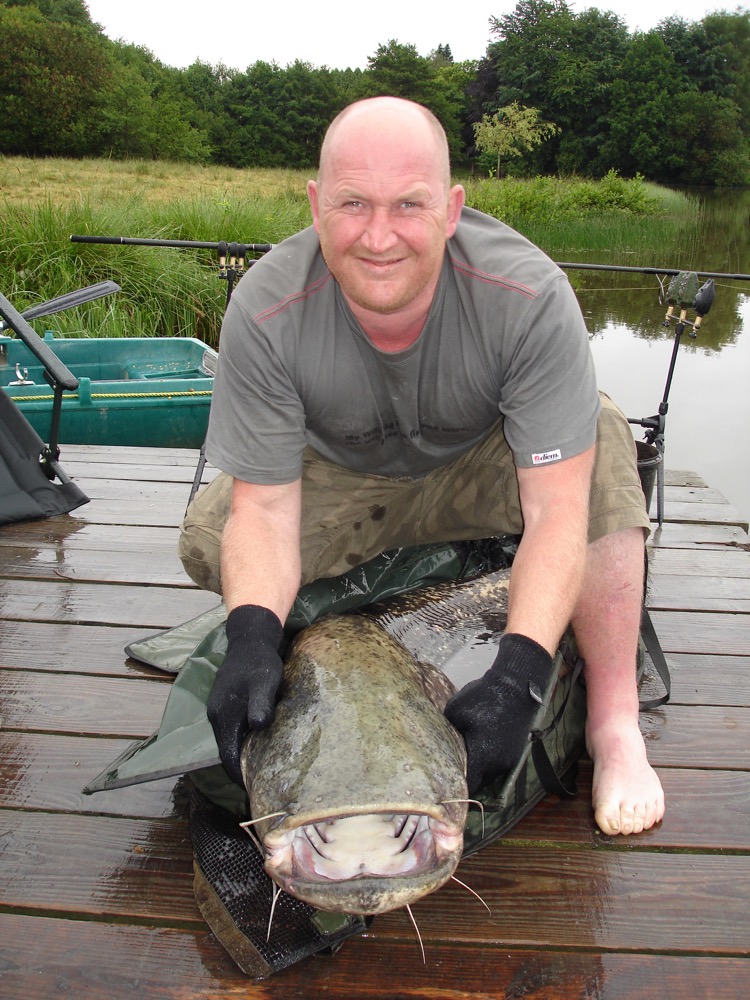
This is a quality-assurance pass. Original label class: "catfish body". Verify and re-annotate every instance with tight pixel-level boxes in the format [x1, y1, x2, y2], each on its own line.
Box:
[241, 568, 512, 915]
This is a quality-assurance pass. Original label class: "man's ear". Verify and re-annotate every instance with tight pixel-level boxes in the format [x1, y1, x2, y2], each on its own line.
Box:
[446, 184, 465, 238]
[307, 180, 320, 231]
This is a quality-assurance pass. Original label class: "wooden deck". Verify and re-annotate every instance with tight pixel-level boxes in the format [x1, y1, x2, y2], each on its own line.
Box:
[1, 444, 749, 999]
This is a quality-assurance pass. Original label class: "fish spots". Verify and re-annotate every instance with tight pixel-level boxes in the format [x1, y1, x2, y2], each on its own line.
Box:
[346, 552, 363, 566]
[370, 505, 387, 522]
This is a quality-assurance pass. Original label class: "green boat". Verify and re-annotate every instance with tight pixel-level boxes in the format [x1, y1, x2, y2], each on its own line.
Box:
[0, 331, 216, 449]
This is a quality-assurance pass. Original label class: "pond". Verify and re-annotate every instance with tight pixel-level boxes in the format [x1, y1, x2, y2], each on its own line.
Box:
[568, 189, 750, 523]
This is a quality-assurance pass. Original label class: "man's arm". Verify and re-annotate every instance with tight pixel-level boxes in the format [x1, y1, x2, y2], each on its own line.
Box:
[207, 476, 302, 783]
[221, 477, 303, 620]
[445, 444, 595, 794]
[507, 444, 595, 653]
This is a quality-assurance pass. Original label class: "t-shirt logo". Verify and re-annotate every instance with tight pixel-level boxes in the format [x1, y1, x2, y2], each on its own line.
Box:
[532, 448, 562, 465]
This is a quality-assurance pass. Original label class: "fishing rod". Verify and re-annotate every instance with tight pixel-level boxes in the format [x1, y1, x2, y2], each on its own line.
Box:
[70, 235, 275, 309]
[70, 234, 275, 253]
[557, 262, 750, 280]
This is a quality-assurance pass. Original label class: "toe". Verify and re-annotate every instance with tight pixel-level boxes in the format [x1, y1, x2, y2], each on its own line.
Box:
[594, 801, 621, 836]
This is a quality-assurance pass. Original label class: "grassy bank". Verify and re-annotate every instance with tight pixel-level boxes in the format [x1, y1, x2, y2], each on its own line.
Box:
[1, 156, 700, 345]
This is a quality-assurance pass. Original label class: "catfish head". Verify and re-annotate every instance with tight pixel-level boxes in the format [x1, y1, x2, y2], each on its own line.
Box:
[240, 615, 469, 915]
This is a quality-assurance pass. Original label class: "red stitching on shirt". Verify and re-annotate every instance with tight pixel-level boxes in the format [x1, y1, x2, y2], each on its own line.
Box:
[449, 257, 539, 299]
[253, 273, 334, 324]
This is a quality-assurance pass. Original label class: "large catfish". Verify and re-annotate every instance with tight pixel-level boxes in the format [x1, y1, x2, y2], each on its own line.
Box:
[240, 566, 512, 916]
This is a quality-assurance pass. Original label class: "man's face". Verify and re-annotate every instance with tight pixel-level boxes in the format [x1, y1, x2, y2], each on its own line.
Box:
[308, 118, 464, 320]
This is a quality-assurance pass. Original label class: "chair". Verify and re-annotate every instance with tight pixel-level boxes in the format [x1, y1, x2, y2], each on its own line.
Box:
[0, 290, 90, 525]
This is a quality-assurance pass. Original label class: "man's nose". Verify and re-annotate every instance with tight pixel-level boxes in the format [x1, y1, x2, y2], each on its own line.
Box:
[361, 207, 398, 254]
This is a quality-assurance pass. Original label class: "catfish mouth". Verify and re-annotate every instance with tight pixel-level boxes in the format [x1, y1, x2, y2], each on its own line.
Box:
[260, 810, 464, 915]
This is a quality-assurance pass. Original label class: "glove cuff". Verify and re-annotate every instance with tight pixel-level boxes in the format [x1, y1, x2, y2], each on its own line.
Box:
[226, 604, 284, 649]
[494, 632, 554, 689]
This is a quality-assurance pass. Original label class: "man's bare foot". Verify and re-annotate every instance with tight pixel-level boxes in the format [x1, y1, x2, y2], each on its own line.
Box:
[587, 717, 665, 835]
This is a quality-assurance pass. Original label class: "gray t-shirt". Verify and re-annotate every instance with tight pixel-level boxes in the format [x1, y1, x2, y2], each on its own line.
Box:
[206, 207, 599, 484]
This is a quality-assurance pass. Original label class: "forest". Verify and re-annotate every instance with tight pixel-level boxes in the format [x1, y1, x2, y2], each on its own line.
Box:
[1, 0, 749, 185]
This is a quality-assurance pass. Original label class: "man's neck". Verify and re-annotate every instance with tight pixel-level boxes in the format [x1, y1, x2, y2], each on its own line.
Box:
[345, 286, 436, 354]
[355, 312, 426, 352]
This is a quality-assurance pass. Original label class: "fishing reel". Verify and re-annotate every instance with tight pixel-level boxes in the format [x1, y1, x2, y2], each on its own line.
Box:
[217, 240, 249, 283]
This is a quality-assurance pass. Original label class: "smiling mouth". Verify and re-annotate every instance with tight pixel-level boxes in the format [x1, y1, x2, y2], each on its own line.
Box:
[358, 257, 404, 271]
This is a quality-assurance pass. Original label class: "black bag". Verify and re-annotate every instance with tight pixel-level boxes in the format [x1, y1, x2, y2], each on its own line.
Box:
[0, 389, 88, 525]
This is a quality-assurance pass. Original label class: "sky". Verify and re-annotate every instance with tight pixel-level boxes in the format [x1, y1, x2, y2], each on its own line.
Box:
[84, 0, 737, 72]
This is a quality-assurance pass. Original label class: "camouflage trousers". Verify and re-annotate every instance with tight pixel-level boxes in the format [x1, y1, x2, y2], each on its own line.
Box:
[179, 392, 650, 596]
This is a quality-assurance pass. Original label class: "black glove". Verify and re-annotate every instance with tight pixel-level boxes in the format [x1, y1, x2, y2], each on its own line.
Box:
[444, 632, 553, 796]
[207, 604, 285, 785]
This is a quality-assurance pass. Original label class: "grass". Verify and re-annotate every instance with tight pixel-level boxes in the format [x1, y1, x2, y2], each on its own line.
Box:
[1, 156, 701, 345]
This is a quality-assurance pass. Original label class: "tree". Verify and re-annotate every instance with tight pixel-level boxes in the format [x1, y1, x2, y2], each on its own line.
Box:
[220, 60, 342, 168]
[672, 89, 749, 185]
[3, 0, 95, 29]
[601, 32, 683, 181]
[430, 43, 454, 66]
[550, 8, 629, 175]
[94, 42, 210, 161]
[0, 4, 112, 155]
[697, 10, 750, 125]
[473, 102, 558, 177]
[489, 0, 574, 110]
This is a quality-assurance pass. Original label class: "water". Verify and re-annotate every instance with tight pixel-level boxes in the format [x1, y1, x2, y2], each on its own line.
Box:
[571, 189, 750, 522]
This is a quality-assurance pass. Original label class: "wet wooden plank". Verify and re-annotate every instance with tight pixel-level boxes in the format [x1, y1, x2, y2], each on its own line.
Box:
[648, 520, 750, 550]
[0, 669, 170, 737]
[67, 499, 189, 527]
[652, 499, 748, 529]
[64, 460, 218, 484]
[0, 621, 167, 676]
[639, 705, 750, 768]
[656, 485, 731, 506]
[0, 732, 189, 819]
[648, 547, 750, 577]
[0, 578, 218, 627]
[648, 610, 750, 655]
[0, 543, 194, 586]
[663, 470, 708, 487]
[647, 575, 750, 612]
[71, 477, 199, 504]
[62, 444, 204, 467]
[639, 652, 750, 707]
[512, 762, 750, 851]
[2, 914, 747, 1000]
[0, 809, 200, 923]
[0, 520, 180, 551]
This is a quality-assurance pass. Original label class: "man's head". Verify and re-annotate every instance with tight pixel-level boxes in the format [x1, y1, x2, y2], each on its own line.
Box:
[308, 98, 465, 327]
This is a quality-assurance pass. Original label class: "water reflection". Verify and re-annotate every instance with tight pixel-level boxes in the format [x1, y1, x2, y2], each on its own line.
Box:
[567, 189, 750, 521]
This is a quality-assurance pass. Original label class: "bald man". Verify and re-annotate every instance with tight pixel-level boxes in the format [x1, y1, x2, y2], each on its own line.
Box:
[180, 97, 664, 837]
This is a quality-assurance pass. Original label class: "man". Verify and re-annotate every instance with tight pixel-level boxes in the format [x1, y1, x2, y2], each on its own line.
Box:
[180, 96, 665, 837]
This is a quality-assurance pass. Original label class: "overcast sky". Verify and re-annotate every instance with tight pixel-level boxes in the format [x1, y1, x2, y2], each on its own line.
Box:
[85, 0, 737, 72]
